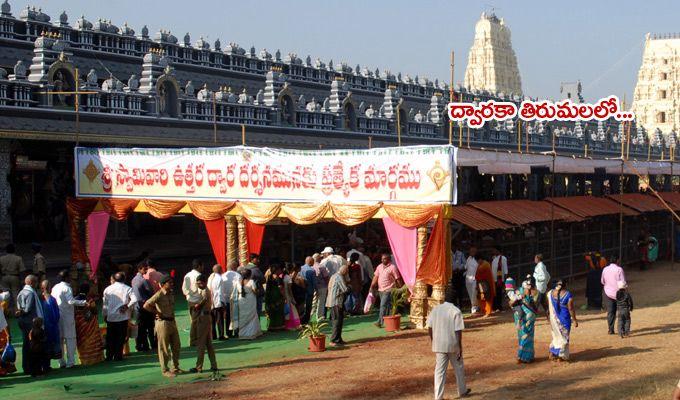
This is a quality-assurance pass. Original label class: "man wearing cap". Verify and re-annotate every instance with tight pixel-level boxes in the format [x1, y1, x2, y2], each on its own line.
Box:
[190, 274, 218, 373]
[32, 243, 47, 284]
[320, 247, 341, 277]
[144, 275, 182, 377]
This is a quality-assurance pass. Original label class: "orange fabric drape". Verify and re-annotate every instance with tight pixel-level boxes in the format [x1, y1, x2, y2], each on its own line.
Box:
[66, 198, 98, 264]
[383, 204, 441, 229]
[101, 199, 140, 220]
[204, 219, 227, 269]
[280, 202, 330, 225]
[187, 201, 235, 221]
[415, 210, 448, 286]
[330, 203, 382, 226]
[237, 202, 281, 224]
[142, 199, 186, 219]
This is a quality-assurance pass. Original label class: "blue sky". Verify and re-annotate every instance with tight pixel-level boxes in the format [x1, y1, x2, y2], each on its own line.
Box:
[11, 0, 679, 102]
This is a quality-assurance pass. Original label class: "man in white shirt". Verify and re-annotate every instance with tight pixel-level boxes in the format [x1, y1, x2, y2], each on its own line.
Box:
[427, 286, 471, 400]
[102, 272, 138, 361]
[464, 246, 479, 314]
[491, 248, 508, 312]
[207, 264, 227, 340]
[182, 259, 204, 346]
[222, 261, 241, 337]
[532, 254, 550, 316]
[51, 269, 87, 368]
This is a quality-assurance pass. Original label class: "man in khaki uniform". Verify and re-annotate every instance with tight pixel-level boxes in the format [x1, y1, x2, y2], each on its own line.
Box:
[144, 275, 182, 377]
[1, 243, 25, 312]
[190, 274, 217, 373]
[32, 243, 47, 283]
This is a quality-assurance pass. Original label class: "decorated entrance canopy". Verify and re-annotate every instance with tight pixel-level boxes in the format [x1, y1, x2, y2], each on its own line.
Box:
[76, 145, 457, 204]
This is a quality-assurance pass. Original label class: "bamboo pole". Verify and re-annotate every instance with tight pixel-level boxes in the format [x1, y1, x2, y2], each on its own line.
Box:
[517, 120, 521, 153]
[397, 107, 402, 147]
[449, 50, 454, 146]
[212, 91, 217, 144]
[241, 124, 246, 145]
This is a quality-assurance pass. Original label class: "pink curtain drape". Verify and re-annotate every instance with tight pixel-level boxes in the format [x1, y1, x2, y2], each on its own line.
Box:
[87, 211, 110, 279]
[382, 216, 417, 288]
[204, 219, 226, 270]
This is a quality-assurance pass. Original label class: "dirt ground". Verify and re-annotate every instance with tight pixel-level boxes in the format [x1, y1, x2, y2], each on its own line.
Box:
[136, 263, 680, 400]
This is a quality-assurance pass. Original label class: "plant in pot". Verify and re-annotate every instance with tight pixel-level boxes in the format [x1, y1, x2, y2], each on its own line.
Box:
[383, 286, 410, 332]
[299, 320, 328, 352]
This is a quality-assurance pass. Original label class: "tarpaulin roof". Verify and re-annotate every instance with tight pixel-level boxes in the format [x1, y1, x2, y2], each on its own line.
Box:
[468, 199, 584, 225]
[451, 205, 513, 231]
[545, 196, 639, 217]
[606, 193, 668, 213]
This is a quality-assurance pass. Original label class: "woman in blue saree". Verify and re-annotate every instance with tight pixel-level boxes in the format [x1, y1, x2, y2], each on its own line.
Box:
[515, 275, 539, 363]
[40, 280, 62, 364]
[548, 279, 578, 361]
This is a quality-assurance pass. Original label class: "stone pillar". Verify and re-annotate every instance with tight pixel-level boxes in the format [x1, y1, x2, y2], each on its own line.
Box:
[410, 225, 429, 329]
[236, 216, 249, 267]
[0, 139, 11, 244]
[226, 216, 238, 267]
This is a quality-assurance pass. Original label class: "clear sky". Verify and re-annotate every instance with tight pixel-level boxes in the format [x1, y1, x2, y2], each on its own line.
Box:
[10, 0, 679, 102]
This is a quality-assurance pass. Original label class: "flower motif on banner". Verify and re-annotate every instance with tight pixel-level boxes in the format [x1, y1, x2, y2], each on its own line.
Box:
[427, 161, 449, 191]
[83, 160, 100, 184]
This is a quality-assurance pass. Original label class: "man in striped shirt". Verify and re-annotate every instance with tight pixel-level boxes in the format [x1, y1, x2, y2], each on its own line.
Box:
[326, 264, 349, 347]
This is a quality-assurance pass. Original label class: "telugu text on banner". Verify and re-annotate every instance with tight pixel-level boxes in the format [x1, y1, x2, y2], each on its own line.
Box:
[75, 145, 457, 204]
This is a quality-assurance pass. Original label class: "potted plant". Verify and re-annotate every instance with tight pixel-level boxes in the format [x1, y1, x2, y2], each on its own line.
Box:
[383, 286, 409, 332]
[299, 320, 328, 352]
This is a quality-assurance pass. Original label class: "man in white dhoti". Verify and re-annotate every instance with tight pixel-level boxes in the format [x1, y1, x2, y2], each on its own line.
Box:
[51, 269, 87, 368]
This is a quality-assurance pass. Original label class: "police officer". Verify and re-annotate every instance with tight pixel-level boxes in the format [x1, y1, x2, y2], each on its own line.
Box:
[144, 275, 182, 377]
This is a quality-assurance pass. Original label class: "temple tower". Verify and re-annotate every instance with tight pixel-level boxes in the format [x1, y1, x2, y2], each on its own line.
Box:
[463, 12, 522, 96]
[632, 33, 680, 136]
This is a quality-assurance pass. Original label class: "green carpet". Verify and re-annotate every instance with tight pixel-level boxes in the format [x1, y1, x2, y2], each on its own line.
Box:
[0, 297, 408, 399]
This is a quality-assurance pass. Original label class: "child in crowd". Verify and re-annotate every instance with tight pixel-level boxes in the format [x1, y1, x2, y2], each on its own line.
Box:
[504, 278, 524, 321]
[616, 281, 633, 338]
[28, 317, 47, 376]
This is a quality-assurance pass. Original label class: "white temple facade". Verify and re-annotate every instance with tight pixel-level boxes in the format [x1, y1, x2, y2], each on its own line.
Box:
[632, 33, 680, 137]
[463, 12, 522, 96]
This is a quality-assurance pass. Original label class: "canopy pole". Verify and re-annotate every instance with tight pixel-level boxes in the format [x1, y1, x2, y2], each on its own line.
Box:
[449, 50, 454, 146]
[397, 106, 402, 147]
[550, 151, 556, 275]
[619, 158, 624, 262]
[213, 92, 217, 144]
[672, 158, 675, 270]
[368, 135, 372, 149]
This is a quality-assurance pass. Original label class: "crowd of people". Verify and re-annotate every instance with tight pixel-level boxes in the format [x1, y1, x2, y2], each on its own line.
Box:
[0, 237, 406, 378]
[0, 237, 647, 400]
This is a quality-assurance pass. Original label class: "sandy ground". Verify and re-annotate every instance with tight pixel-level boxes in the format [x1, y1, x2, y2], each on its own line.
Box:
[135, 263, 680, 400]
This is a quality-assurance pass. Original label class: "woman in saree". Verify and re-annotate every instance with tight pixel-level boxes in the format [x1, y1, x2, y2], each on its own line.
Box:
[345, 253, 364, 315]
[264, 264, 285, 331]
[282, 264, 302, 330]
[40, 280, 62, 365]
[231, 269, 262, 340]
[74, 283, 104, 365]
[516, 275, 539, 363]
[0, 290, 16, 376]
[548, 279, 578, 361]
[475, 255, 496, 318]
